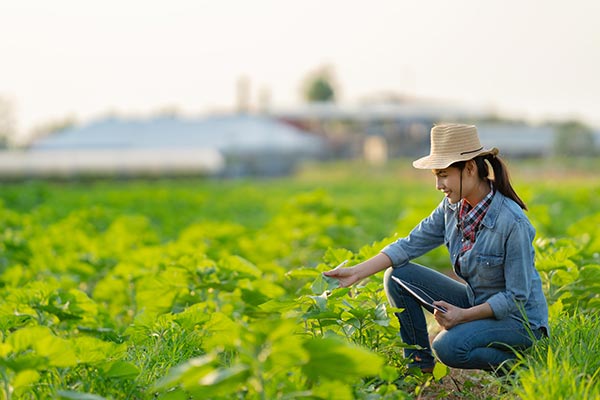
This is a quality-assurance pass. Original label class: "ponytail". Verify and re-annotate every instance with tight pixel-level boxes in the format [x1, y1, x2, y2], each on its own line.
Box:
[475, 155, 527, 210]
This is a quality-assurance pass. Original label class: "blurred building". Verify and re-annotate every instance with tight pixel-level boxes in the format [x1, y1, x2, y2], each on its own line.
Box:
[0, 114, 325, 179]
[273, 101, 486, 161]
[273, 103, 587, 161]
[476, 123, 555, 158]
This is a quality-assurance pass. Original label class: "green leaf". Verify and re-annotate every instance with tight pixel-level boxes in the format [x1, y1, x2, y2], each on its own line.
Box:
[202, 312, 241, 350]
[152, 354, 249, 398]
[311, 274, 340, 295]
[37, 334, 78, 368]
[0, 342, 11, 357]
[311, 380, 353, 400]
[379, 365, 399, 383]
[72, 336, 126, 364]
[153, 354, 217, 390]
[186, 365, 250, 398]
[155, 389, 189, 400]
[323, 248, 353, 266]
[103, 361, 140, 379]
[13, 369, 40, 390]
[240, 288, 271, 306]
[57, 390, 107, 400]
[219, 255, 261, 279]
[286, 267, 321, 280]
[302, 336, 384, 381]
[432, 363, 448, 380]
[259, 299, 298, 313]
[6, 326, 77, 369]
[7, 326, 51, 353]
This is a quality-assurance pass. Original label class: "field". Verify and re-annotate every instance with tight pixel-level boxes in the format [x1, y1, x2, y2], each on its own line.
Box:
[0, 159, 599, 399]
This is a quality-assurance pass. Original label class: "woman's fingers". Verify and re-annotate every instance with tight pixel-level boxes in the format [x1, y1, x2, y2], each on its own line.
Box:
[323, 260, 349, 277]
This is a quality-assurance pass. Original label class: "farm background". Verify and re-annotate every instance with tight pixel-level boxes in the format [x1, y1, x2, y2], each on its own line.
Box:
[0, 159, 599, 399]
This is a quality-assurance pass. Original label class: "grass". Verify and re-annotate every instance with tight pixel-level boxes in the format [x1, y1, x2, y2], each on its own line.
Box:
[509, 311, 600, 400]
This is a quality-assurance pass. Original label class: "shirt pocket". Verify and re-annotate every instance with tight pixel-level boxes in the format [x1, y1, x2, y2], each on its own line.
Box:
[475, 254, 505, 284]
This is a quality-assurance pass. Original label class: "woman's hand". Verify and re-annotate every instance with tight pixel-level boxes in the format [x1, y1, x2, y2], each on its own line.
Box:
[432, 301, 465, 330]
[322, 265, 363, 288]
[322, 253, 393, 289]
[433, 301, 494, 330]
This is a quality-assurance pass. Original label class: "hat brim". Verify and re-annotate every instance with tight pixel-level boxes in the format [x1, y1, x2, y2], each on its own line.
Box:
[412, 147, 499, 170]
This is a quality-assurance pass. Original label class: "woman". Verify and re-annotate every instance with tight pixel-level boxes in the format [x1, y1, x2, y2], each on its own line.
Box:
[324, 123, 548, 373]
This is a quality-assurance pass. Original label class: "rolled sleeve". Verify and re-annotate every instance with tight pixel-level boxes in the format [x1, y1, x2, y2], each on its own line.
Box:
[486, 218, 534, 320]
[381, 200, 446, 268]
[486, 292, 511, 320]
[381, 241, 410, 267]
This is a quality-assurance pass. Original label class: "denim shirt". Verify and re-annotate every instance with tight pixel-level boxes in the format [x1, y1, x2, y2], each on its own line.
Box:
[381, 191, 549, 333]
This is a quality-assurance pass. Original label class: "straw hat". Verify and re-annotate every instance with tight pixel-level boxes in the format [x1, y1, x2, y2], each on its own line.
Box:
[412, 123, 499, 169]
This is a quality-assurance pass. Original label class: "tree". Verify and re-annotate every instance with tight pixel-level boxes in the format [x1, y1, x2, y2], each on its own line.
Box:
[29, 115, 77, 143]
[0, 96, 16, 148]
[301, 66, 337, 103]
[554, 120, 596, 157]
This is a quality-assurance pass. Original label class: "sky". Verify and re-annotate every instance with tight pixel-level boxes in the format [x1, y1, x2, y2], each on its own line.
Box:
[1, 0, 599, 142]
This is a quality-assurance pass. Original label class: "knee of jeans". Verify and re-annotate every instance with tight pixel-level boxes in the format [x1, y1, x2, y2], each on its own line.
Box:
[383, 266, 393, 283]
[432, 331, 468, 368]
[383, 268, 396, 305]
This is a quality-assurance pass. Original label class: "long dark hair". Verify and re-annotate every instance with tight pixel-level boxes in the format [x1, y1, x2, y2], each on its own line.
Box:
[452, 154, 527, 211]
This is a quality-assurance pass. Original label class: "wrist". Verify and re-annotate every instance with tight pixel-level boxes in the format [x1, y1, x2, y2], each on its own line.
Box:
[349, 266, 363, 280]
[459, 308, 472, 324]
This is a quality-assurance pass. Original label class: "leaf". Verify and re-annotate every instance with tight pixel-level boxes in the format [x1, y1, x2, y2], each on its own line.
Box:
[13, 369, 41, 390]
[155, 389, 188, 400]
[153, 354, 249, 398]
[186, 365, 250, 398]
[323, 248, 353, 266]
[548, 297, 564, 321]
[259, 299, 298, 313]
[580, 264, 600, 289]
[551, 269, 579, 287]
[57, 390, 107, 400]
[36, 333, 78, 368]
[311, 380, 354, 400]
[72, 336, 126, 364]
[103, 361, 140, 379]
[202, 312, 241, 350]
[6, 326, 77, 369]
[286, 267, 321, 280]
[302, 336, 384, 381]
[0, 343, 12, 357]
[433, 363, 448, 380]
[311, 274, 340, 295]
[379, 365, 399, 383]
[152, 354, 217, 391]
[7, 326, 52, 353]
[218, 255, 261, 279]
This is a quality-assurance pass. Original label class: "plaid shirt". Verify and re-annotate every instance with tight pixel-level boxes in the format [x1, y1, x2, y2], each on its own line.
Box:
[458, 184, 495, 258]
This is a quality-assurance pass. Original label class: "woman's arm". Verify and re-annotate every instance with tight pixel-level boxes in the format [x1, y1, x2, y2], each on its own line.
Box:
[323, 253, 392, 288]
[381, 200, 446, 267]
[324, 200, 448, 287]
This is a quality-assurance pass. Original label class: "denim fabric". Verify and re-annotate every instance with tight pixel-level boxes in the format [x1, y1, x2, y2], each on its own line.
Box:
[380, 191, 549, 369]
[383, 264, 544, 370]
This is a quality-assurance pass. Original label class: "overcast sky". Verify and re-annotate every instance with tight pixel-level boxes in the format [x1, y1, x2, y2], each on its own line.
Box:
[2, 0, 599, 140]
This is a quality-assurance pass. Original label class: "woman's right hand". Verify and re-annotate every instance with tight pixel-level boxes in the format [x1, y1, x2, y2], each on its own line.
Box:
[323, 264, 362, 288]
[323, 253, 392, 289]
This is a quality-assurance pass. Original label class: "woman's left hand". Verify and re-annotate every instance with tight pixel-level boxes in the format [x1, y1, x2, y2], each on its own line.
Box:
[432, 301, 465, 330]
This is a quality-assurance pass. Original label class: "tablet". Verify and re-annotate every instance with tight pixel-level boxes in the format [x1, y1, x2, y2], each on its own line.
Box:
[390, 276, 447, 313]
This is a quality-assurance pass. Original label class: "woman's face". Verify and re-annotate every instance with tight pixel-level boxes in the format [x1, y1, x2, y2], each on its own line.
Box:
[433, 167, 463, 204]
[433, 161, 483, 205]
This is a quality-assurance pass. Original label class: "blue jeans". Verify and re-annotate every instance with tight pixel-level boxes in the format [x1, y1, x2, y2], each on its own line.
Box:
[383, 263, 541, 371]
